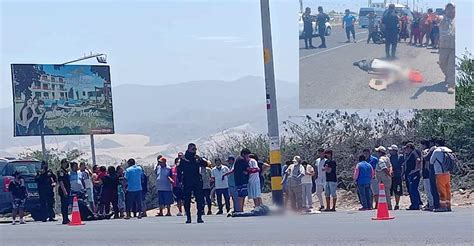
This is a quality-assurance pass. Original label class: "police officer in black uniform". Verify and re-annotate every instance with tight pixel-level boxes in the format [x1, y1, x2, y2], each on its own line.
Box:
[35, 161, 57, 222]
[316, 6, 330, 48]
[302, 7, 315, 49]
[382, 4, 400, 59]
[57, 159, 71, 224]
[177, 143, 208, 224]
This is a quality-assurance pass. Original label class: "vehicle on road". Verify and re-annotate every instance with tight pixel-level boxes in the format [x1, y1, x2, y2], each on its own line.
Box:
[435, 8, 445, 16]
[395, 6, 413, 20]
[298, 13, 332, 39]
[0, 157, 42, 221]
[358, 7, 385, 28]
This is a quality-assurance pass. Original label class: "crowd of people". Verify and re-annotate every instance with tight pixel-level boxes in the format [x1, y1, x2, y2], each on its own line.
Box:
[365, 3, 455, 94]
[301, 3, 456, 94]
[278, 138, 455, 213]
[8, 137, 455, 225]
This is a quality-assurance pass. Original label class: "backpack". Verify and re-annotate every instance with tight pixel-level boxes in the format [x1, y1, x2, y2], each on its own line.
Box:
[287, 164, 303, 187]
[440, 151, 457, 173]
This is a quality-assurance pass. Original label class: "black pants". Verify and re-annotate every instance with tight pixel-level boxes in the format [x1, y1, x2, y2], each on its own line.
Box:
[405, 175, 410, 195]
[215, 188, 231, 212]
[345, 26, 355, 41]
[318, 27, 326, 46]
[367, 30, 377, 43]
[429, 165, 441, 209]
[385, 31, 398, 58]
[303, 30, 313, 48]
[126, 191, 142, 214]
[184, 184, 204, 217]
[39, 192, 55, 220]
[60, 194, 69, 222]
[202, 188, 212, 211]
[102, 193, 119, 216]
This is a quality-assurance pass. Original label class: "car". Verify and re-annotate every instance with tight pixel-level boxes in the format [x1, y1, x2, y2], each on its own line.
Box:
[298, 13, 332, 39]
[435, 8, 445, 16]
[358, 7, 385, 28]
[0, 158, 42, 221]
[395, 7, 413, 20]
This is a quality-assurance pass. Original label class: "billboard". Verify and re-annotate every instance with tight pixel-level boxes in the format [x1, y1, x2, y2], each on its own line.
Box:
[11, 64, 114, 136]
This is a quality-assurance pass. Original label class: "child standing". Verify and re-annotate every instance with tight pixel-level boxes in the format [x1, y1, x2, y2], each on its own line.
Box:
[9, 171, 28, 225]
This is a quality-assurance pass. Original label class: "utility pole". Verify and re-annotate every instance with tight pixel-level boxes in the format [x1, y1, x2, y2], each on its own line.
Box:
[41, 135, 47, 161]
[259, 0, 283, 206]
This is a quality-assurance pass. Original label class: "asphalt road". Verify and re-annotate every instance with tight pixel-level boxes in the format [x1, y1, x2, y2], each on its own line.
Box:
[299, 26, 455, 109]
[1, 208, 473, 245]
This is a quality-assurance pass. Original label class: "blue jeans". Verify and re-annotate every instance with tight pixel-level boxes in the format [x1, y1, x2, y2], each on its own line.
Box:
[126, 191, 142, 214]
[429, 165, 440, 209]
[345, 25, 356, 40]
[215, 188, 230, 212]
[357, 184, 372, 209]
[228, 186, 239, 212]
[408, 173, 422, 209]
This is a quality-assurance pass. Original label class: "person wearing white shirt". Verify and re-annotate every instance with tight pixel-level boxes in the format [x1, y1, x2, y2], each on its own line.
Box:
[314, 149, 327, 211]
[211, 158, 231, 214]
[283, 156, 305, 212]
[301, 161, 315, 210]
[247, 155, 262, 207]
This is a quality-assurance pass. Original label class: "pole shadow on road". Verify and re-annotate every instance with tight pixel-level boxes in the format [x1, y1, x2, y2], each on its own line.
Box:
[411, 81, 449, 99]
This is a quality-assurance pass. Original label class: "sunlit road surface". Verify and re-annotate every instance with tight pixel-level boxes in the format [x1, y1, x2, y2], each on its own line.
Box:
[1, 207, 473, 245]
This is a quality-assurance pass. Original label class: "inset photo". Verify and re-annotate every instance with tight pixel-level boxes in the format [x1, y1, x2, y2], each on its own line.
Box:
[299, 2, 455, 109]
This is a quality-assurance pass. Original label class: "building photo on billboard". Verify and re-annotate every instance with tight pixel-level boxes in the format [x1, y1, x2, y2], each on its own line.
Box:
[11, 64, 114, 137]
[298, 0, 456, 109]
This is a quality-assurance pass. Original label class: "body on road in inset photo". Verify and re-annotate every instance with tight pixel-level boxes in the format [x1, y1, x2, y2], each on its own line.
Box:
[299, 4, 456, 109]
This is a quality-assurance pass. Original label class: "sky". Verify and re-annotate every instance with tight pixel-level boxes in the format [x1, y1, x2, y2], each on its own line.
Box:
[1, 0, 473, 109]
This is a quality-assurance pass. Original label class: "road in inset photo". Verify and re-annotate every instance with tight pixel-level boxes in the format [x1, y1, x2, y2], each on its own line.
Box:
[299, 10, 455, 109]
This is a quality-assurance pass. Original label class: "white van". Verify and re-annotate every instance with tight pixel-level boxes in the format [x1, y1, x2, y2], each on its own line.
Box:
[358, 7, 385, 28]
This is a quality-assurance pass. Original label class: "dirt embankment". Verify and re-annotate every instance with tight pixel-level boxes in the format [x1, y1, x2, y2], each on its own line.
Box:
[145, 189, 474, 216]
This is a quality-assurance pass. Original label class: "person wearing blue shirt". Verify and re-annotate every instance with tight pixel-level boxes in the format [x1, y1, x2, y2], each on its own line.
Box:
[124, 158, 143, 219]
[354, 155, 374, 210]
[342, 9, 357, 43]
[363, 148, 379, 209]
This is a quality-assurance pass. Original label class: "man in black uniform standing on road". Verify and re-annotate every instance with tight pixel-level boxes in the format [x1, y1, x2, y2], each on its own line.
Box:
[316, 6, 330, 48]
[178, 143, 208, 224]
[57, 159, 71, 224]
[382, 4, 400, 60]
[302, 7, 315, 49]
[35, 161, 57, 222]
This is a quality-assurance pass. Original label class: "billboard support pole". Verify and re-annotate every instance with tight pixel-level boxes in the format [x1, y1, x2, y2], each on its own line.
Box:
[90, 134, 96, 166]
[60, 52, 106, 166]
[41, 134, 47, 161]
[260, 0, 283, 206]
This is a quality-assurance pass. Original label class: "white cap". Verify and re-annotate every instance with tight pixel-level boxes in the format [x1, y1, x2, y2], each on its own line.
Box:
[388, 144, 399, 151]
[375, 146, 387, 153]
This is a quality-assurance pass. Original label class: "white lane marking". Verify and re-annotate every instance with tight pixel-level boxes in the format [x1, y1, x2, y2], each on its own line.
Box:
[299, 37, 367, 60]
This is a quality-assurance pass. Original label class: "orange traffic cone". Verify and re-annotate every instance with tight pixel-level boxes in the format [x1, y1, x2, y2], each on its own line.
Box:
[372, 183, 394, 220]
[69, 196, 85, 226]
